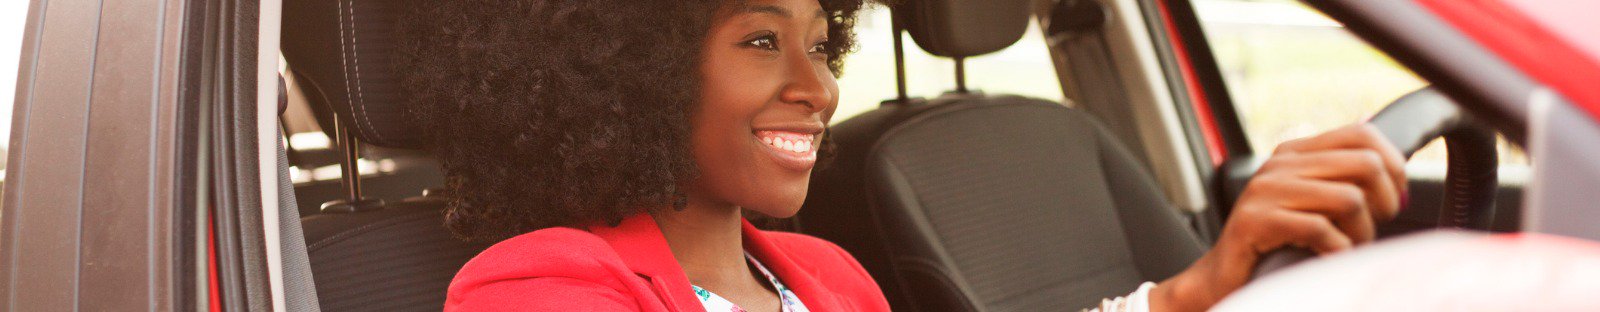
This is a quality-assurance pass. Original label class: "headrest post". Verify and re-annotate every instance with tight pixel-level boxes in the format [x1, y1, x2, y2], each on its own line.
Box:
[892, 11, 909, 103]
[953, 57, 968, 93]
[337, 118, 363, 202]
[320, 116, 385, 213]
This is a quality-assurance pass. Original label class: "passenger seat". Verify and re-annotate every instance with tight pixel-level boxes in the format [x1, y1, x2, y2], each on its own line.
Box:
[797, 0, 1207, 311]
[280, 0, 490, 311]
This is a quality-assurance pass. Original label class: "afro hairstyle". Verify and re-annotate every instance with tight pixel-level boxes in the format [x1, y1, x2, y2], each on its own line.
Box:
[398, 0, 864, 241]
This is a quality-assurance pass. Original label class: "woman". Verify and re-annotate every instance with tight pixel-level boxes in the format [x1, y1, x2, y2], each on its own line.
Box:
[399, 0, 1408, 311]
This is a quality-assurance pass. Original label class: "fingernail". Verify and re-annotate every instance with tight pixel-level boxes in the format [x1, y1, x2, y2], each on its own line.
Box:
[1399, 192, 1410, 211]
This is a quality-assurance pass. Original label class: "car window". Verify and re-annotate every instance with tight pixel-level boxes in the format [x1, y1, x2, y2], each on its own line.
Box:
[833, 5, 1064, 123]
[1193, 0, 1528, 166]
[1, 1, 32, 200]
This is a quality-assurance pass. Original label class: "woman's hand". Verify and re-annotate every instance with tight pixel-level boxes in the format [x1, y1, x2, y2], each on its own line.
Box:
[1150, 124, 1409, 312]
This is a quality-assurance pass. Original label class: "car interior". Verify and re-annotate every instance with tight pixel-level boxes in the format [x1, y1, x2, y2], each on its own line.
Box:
[795, 0, 1206, 310]
[273, 0, 1527, 311]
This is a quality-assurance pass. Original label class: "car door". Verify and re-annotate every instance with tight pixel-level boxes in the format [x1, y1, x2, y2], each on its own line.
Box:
[0, 0, 296, 310]
[1145, 0, 1530, 237]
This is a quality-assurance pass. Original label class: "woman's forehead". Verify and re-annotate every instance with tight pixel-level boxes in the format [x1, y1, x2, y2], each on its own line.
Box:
[726, 0, 826, 21]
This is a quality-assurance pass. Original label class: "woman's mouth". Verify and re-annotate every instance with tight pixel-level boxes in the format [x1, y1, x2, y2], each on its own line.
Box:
[754, 130, 818, 172]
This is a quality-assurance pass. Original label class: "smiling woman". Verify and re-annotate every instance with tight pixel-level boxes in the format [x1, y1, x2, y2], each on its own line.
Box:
[397, 0, 885, 311]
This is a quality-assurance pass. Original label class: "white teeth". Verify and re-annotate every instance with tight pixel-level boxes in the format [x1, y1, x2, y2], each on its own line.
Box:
[758, 132, 815, 153]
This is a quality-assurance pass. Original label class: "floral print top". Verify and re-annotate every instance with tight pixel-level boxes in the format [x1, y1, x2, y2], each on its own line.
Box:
[689, 252, 809, 312]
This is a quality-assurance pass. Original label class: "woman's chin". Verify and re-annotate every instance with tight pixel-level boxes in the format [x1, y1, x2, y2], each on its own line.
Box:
[745, 197, 806, 219]
[748, 176, 811, 218]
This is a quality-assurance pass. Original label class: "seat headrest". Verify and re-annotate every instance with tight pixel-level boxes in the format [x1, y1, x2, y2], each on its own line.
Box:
[896, 0, 1032, 58]
[281, 0, 422, 149]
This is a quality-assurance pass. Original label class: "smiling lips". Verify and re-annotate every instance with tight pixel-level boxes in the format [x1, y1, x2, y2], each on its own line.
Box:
[754, 130, 818, 171]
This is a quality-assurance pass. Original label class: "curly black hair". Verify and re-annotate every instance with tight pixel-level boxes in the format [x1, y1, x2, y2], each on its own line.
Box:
[398, 0, 864, 242]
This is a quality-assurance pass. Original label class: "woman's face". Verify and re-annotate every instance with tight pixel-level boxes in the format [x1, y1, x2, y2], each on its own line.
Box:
[689, 0, 838, 218]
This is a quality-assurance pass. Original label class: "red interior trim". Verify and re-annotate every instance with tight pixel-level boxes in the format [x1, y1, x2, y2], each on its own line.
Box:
[208, 216, 222, 312]
[1154, 0, 1228, 167]
[1417, 0, 1600, 121]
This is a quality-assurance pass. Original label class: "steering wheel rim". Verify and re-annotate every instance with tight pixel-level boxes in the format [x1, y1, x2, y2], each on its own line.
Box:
[1250, 87, 1501, 278]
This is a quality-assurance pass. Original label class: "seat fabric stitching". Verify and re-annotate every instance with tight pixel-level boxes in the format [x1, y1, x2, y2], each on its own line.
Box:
[344, 0, 385, 144]
[335, 0, 355, 129]
[307, 211, 440, 252]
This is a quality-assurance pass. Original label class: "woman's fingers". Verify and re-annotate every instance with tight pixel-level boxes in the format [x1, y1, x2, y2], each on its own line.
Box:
[1261, 209, 1354, 255]
[1272, 124, 1408, 197]
[1229, 200, 1355, 256]
[1245, 174, 1377, 245]
[1257, 149, 1403, 222]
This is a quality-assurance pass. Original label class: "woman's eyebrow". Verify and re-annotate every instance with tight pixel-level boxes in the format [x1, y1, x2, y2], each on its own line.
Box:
[741, 4, 827, 20]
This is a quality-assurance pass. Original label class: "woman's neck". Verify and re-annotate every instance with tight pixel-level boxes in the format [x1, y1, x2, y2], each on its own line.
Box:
[652, 196, 753, 288]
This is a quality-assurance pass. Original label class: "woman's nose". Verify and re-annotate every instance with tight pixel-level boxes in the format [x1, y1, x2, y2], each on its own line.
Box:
[778, 55, 834, 113]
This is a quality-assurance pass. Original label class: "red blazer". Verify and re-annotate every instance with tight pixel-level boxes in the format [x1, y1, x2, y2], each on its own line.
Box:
[444, 213, 892, 311]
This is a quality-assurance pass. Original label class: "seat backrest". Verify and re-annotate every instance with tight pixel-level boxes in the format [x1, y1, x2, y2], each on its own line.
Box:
[299, 198, 490, 312]
[797, 1, 1205, 311]
[280, 0, 488, 311]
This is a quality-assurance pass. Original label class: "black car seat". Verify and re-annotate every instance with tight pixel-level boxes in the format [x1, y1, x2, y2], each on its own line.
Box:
[796, 0, 1207, 311]
[280, 0, 491, 311]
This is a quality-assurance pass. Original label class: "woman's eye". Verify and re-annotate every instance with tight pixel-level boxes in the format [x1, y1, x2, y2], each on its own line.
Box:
[808, 41, 827, 54]
[807, 41, 829, 60]
[744, 36, 778, 50]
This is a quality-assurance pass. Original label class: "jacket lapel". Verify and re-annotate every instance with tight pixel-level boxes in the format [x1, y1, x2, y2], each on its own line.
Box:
[741, 219, 846, 310]
[589, 214, 705, 312]
[589, 214, 846, 311]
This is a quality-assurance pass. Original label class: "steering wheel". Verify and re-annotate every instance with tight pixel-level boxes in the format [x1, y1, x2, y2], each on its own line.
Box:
[1251, 87, 1501, 278]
